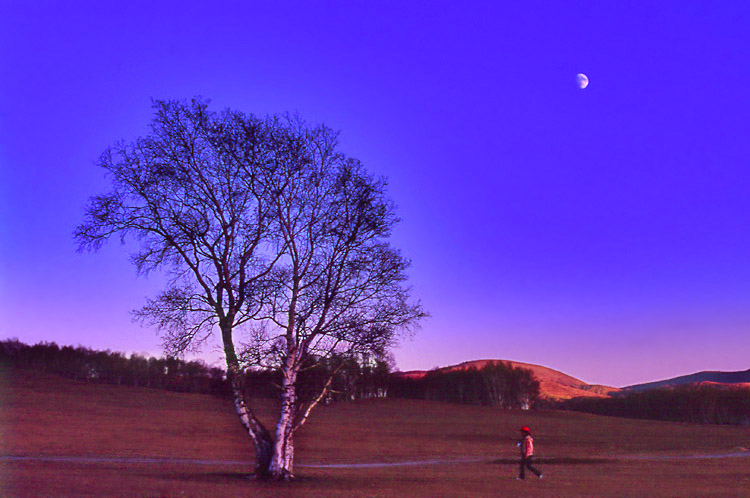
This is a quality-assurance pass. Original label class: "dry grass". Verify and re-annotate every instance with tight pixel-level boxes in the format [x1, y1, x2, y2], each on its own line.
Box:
[2, 366, 750, 497]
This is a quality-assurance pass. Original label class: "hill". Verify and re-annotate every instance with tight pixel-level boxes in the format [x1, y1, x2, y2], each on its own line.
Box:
[624, 369, 750, 392]
[397, 359, 620, 401]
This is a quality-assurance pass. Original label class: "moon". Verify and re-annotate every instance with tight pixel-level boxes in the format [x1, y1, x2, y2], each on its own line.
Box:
[576, 73, 589, 89]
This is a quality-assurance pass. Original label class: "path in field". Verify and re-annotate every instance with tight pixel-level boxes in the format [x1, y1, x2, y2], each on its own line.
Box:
[1, 451, 749, 468]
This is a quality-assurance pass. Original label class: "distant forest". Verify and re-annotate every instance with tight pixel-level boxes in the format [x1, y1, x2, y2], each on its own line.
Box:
[388, 363, 540, 409]
[0, 339, 541, 409]
[6, 339, 749, 424]
[0, 339, 230, 395]
[5, 339, 750, 424]
[562, 386, 750, 426]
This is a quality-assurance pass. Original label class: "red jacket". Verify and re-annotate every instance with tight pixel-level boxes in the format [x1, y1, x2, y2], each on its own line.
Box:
[520, 434, 534, 458]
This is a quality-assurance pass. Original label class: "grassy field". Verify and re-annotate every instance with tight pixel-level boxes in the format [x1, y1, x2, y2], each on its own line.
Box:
[2, 366, 749, 497]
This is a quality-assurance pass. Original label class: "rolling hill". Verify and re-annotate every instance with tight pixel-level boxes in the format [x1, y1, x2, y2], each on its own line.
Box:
[399, 361, 750, 400]
[397, 359, 620, 401]
[624, 369, 750, 392]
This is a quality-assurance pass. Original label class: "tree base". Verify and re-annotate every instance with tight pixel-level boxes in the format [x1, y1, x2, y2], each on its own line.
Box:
[248, 470, 295, 482]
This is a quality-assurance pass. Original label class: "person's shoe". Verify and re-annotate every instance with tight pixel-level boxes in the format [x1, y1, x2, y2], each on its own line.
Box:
[515, 477, 524, 480]
[538, 474, 543, 479]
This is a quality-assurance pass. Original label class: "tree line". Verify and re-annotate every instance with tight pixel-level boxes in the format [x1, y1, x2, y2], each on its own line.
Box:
[1, 339, 542, 411]
[244, 353, 393, 403]
[388, 362, 541, 409]
[0, 338, 230, 395]
[0, 339, 392, 402]
[9, 337, 747, 425]
[561, 385, 750, 425]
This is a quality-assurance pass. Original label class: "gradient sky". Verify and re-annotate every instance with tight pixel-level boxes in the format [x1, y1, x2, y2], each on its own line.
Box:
[2, 1, 749, 388]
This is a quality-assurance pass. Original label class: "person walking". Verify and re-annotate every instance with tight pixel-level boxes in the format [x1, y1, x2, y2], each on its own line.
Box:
[516, 426, 543, 480]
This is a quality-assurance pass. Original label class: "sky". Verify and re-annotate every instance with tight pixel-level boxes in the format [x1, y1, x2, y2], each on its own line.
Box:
[1, 1, 749, 388]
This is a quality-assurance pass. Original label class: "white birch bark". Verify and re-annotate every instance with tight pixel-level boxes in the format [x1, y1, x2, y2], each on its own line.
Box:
[269, 354, 298, 479]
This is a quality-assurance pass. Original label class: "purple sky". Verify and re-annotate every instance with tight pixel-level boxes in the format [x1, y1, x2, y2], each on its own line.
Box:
[2, 2, 749, 387]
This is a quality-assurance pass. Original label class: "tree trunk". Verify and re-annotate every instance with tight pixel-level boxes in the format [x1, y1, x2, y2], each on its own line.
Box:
[221, 323, 274, 478]
[269, 424, 295, 480]
[226, 366, 274, 477]
[269, 358, 298, 480]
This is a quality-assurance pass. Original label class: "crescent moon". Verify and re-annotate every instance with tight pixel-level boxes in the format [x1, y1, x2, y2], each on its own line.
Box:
[576, 73, 589, 89]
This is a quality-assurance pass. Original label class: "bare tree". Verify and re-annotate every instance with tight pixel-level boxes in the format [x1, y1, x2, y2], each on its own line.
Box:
[75, 98, 425, 480]
[244, 116, 426, 477]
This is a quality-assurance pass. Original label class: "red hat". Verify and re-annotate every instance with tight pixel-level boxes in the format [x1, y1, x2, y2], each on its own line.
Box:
[520, 426, 531, 433]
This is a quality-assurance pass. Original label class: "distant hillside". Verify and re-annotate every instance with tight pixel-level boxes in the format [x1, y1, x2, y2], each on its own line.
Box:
[397, 359, 620, 401]
[625, 369, 750, 392]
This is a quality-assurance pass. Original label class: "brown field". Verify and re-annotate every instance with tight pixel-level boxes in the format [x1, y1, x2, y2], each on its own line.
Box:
[2, 366, 750, 497]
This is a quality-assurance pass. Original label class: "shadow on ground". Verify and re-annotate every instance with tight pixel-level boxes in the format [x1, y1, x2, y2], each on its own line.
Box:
[490, 457, 614, 465]
[156, 470, 435, 488]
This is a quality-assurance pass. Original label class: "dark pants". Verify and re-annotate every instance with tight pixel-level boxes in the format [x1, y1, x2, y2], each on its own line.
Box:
[519, 455, 542, 479]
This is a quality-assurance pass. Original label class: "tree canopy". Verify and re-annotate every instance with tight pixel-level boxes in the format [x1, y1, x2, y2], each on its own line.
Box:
[75, 98, 425, 479]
